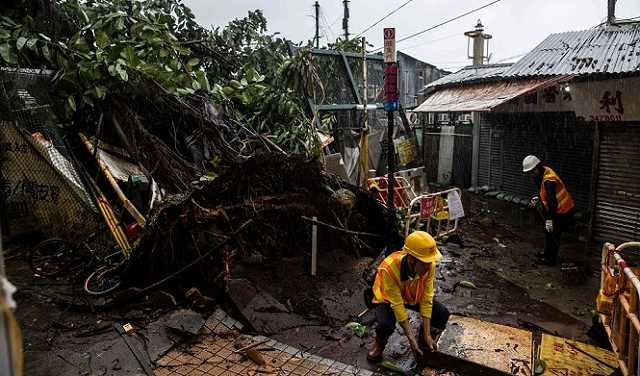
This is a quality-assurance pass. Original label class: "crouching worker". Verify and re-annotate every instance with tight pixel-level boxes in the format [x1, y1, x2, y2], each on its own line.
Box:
[367, 231, 449, 362]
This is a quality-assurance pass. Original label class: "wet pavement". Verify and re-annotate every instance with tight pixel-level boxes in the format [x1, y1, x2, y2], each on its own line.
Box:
[8, 194, 606, 375]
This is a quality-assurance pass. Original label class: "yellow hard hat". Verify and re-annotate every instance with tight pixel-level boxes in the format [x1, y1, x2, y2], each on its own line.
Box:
[403, 231, 442, 264]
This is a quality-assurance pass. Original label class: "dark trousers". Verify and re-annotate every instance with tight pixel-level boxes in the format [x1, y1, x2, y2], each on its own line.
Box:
[544, 212, 574, 264]
[374, 300, 450, 343]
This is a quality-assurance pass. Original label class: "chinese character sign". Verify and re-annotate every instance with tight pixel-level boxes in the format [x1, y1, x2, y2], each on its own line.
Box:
[573, 77, 640, 122]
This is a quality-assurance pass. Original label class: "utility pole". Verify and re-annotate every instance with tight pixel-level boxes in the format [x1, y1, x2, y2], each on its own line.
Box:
[314, 1, 320, 48]
[607, 0, 617, 25]
[342, 0, 350, 41]
[383, 28, 398, 251]
[358, 37, 369, 188]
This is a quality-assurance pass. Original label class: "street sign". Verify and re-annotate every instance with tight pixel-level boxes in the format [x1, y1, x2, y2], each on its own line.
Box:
[383, 63, 398, 111]
[383, 28, 396, 63]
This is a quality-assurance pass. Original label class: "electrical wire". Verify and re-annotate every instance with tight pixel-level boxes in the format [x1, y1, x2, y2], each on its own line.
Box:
[372, 0, 505, 52]
[493, 52, 527, 63]
[354, 0, 417, 38]
[321, 9, 336, 41]
[398, 32, 461, 51]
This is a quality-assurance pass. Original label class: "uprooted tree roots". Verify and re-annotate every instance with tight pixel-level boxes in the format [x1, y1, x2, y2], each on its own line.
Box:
[122, 153, 389, 293]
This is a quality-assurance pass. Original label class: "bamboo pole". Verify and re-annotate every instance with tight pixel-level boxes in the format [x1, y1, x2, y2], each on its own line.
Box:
[79, 133, 146, 227]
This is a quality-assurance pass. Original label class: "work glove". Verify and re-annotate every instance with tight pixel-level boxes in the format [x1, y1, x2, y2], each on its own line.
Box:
[545, 220, 554, 233]
[529, 197, 540, 207]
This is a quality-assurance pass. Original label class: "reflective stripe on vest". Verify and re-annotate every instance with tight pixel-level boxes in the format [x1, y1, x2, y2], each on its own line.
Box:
[372, 251, 429, 305]
[540, 166, 575, 214]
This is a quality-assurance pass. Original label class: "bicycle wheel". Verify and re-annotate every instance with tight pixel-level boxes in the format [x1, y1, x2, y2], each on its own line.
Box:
[83, 265, 122, 296]
[28, 238, 74, 277]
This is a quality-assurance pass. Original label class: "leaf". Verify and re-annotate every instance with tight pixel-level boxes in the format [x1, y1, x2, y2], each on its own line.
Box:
[0, 29, 10, 39]
[95, 31, 110, 49]
[186, 57, 199, 67]
[37, 33, 51, 42]
[67, 96, 76, 112]
[176, 87, 194, 96]
[26, 38, 38, 49]
[82, 95, 94, 107]
[378, 361, 405, 374]
[191, 80, 201, 91]
[0, 43, 17, 64]
[41, 45, 51, 63]
[116, 66, 128, 81]
[72, 36, 90, 53]
[455, 280, 477, 289]
[16, 36, 27, 50]
[159, 48, 169, 58]
[95, 85, 107, 99]
[114, 17, 125, 31]
[344, 322, 367, 337]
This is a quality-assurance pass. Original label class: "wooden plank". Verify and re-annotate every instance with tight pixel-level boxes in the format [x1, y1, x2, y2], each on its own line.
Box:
[539, 333, 619, 376]
[429, 315, 533, 376]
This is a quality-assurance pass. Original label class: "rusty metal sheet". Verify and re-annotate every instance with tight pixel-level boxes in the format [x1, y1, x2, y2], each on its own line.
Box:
[539, 334, 618, 375]
[414, 77, 565, 113]
[429, 315, 533, 376]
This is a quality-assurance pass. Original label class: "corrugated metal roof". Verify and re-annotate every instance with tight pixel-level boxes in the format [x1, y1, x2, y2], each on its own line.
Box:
[505, 24, 640, 77]
[423, 63, 513, 90]
[414, 76, 565, 113]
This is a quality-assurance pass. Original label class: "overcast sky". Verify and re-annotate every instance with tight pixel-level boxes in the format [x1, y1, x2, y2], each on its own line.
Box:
[184, 0, 640, 71]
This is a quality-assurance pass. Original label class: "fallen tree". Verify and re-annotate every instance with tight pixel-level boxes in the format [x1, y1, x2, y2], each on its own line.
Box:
[1, 1, 390, 298]
[123, 153, 389, 291]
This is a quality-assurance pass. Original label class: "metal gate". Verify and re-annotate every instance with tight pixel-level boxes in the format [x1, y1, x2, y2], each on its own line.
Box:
[478, 112, 594, 211]
[594, 125, 640, 243]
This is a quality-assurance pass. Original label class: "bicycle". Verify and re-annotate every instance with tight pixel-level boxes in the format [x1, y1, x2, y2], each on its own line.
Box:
[28, 235, 124, 296]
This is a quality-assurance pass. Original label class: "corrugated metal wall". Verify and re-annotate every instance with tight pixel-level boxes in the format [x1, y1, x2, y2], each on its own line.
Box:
[452, 123, 473, 188]
[423, 125, 440, 183]
[594, 125, 640, 243]
[478, 112, 594, 211]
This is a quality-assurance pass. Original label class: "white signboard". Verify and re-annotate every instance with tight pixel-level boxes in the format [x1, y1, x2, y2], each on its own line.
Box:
[447, 190, 465, 220]
[384, 28, 396, 63]
[572, 77, 640, 122]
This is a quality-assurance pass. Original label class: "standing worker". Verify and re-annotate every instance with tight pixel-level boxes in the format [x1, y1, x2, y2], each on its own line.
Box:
[367, 231, 449, 363]
[522, 155, 575, 265]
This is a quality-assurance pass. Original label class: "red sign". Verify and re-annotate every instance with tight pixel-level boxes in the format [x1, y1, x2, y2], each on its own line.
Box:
[384, 64, 398, 101]
[384, 28, 395, 39]
[420, 196, 436, 219]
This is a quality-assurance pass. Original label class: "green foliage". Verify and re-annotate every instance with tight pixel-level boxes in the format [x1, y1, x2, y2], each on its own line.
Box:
[0, 1, 323, 157]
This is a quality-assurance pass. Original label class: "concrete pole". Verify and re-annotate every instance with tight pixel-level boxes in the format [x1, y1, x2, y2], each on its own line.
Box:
[343, 0, 350, 41]
[314, 1, 320, 48]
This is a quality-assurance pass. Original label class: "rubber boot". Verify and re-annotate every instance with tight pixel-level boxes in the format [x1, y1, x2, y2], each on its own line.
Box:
[367, 337, 386, 363]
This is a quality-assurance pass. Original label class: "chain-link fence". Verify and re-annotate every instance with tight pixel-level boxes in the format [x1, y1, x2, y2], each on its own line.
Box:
[0, 68, 105, 248]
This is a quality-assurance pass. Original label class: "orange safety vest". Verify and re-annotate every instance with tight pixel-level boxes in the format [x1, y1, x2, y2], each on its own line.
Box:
[540, 166, 575, 215]
[372, 251, 431, 306]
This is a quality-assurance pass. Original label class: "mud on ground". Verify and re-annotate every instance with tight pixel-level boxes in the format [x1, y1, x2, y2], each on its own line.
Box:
[9, 194, 605, 375]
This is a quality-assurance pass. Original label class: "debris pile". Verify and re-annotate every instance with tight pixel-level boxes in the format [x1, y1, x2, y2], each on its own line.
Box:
[122, 153, 388, 291]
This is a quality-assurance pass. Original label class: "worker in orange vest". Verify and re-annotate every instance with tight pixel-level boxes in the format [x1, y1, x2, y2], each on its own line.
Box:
[522, 155, 575, 265]
[367, 231, 449, 363]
